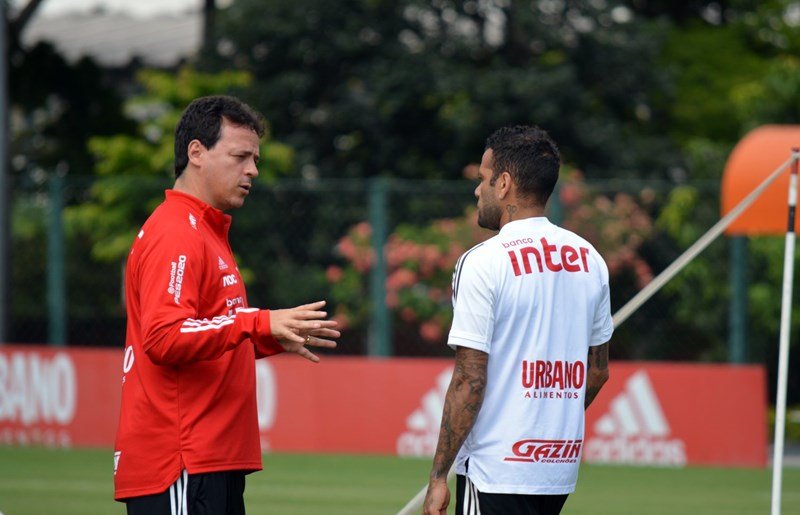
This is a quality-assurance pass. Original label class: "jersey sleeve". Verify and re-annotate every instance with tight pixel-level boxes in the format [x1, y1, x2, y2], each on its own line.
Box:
[590, 257, 614, 347]
[447, 248, 494, 353]
[135, 228, 283, 365]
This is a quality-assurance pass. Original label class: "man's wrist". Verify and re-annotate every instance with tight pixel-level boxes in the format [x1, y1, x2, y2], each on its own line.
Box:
[253, 309, 284, 356]
[429, 465, 450, 481]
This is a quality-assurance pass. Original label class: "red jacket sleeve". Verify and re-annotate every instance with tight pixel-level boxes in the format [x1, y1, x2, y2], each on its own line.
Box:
[133, 226, 283, 366]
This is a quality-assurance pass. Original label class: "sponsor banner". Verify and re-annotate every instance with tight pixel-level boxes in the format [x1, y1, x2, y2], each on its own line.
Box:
[0, 347, 766, 467]
[0, 346, 455, 455]
[583, 362, 767, 467]
[256, 357, 453, 455]
[0, 345, 120, 447]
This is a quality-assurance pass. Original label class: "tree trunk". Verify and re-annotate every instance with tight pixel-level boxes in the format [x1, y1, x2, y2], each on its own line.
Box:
[202, 0, 217, 58]
[9, 0, 47, 49]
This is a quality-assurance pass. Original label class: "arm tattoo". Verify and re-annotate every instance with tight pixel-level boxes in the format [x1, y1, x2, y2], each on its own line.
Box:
[585, 343, 609, 409]
[506, 204, 518, 222]
[430, 347, 488, 480]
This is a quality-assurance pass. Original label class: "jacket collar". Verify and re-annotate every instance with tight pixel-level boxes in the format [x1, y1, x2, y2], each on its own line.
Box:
[164, 189, 232, 234]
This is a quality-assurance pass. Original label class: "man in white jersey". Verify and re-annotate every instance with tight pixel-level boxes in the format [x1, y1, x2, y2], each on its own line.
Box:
[423, 126, 613, 515]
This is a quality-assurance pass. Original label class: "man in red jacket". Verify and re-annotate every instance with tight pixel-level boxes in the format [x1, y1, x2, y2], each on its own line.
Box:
[114, 95, 339, 515]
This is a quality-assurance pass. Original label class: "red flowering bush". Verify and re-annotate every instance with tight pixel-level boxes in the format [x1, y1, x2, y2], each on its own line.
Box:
[559, 170, 655, 289]
[327, 210, 491, 342]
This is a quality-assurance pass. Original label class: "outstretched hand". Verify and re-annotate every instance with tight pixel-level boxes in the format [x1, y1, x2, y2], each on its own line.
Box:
[269, 300, 339, 362]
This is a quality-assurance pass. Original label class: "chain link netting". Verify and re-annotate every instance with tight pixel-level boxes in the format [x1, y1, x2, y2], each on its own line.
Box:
[9, 173, 782, 374]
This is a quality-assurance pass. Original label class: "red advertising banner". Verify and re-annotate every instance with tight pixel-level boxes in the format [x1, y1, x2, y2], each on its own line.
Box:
[0, 345, 121, 447]
[254, 356, 454, 456]
[0, 346, 766, 467]
[582, 362, 767, 467]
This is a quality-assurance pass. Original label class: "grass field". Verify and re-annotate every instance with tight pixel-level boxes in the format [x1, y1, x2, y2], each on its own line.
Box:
[1, 447, 799, 514]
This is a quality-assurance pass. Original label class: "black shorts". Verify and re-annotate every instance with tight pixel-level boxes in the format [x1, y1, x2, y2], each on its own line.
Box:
[456, 474, 568, 515]
[125, 470, 246, 515]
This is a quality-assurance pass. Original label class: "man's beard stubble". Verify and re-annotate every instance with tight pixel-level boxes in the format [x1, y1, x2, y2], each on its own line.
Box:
[477, 203, 502, 231]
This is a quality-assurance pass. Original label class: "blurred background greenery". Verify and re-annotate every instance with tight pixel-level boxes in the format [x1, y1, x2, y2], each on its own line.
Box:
[6, 0, 800, 408]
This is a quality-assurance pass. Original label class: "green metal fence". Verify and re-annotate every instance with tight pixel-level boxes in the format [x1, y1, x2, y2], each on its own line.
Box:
[9, 173, 792, 381]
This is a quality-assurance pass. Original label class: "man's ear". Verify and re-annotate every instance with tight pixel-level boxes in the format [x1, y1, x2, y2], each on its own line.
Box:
[497, 171, 513, 200]
[187, 139, 205, 168]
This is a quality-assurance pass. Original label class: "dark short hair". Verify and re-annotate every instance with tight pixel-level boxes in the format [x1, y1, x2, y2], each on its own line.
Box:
[174, 95, 265, 178]
[485, 125, 561, 206]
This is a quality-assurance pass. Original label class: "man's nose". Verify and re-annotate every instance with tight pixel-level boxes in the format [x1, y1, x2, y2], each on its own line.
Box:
[246, 161, 259, 177]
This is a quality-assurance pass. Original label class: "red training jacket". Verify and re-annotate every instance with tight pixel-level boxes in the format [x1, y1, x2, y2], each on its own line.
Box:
[114, 190, 283, 500]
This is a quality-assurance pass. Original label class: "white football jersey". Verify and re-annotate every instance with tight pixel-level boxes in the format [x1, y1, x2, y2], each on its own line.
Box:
[449, 217, 613, 494]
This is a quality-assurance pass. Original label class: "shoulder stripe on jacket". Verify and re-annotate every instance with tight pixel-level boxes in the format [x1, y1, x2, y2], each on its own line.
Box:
[453, 243, 484, 303]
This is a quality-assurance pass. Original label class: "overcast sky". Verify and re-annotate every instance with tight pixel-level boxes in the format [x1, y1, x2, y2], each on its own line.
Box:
[12, 0, 212, 17]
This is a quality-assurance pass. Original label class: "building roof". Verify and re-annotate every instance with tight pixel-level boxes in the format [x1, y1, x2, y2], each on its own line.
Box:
[21, 9, 202, 66]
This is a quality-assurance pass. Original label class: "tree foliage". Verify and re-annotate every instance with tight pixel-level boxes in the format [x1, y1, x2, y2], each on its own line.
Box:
[9, 42, 134, 179]
[636, 0, 800, 396]
[215, 0, 681, 180]
[13, 0, 800, 388]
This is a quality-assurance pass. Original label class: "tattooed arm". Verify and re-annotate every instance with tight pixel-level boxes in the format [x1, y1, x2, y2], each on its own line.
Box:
[585, 342, 610, 409]
[423, 346, 488, 515]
